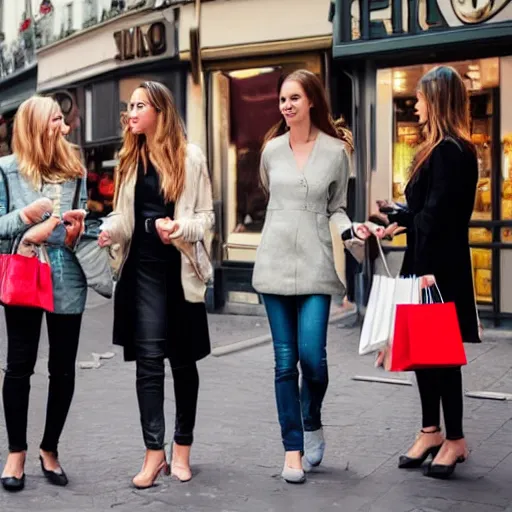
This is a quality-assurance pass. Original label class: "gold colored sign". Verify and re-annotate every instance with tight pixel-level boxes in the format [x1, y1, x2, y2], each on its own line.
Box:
[114, 21, 167, 61]
[450, 0, 511, 24]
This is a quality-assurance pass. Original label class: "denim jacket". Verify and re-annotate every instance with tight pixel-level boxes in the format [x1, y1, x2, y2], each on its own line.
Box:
[0, 154, 88, 314]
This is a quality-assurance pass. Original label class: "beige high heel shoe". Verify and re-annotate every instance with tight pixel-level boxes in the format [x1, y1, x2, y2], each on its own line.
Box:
[170, 443, 192, 483]
[132, 449, 170, 489]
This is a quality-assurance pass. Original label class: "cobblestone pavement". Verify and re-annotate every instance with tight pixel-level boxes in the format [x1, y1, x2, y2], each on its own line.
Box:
[0, 296, 511, 511]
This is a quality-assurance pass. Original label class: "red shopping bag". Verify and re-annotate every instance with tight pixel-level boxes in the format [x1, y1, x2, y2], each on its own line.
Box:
[389, 302, 467, 371]
[0, 253, 54, 312]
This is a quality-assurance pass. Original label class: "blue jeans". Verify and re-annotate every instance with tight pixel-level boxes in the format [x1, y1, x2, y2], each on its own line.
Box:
[263, 294, 331, 452]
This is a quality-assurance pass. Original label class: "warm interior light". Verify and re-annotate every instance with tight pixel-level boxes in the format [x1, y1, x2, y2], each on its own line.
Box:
[228, 67, 275, 79]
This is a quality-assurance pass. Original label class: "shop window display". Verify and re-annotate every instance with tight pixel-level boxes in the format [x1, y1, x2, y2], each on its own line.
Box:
[0, 114, 13, 157]
[502, 133, 512, 241]
[229, 69, 282, 234]
[84, 144, 119, 219]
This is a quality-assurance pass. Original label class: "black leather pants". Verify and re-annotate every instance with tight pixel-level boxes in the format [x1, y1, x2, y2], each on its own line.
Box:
[135, 349, 199, 450]
[134, 256, 199, 450]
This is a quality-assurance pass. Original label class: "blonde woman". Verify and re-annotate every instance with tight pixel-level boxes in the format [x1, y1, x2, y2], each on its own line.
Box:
[0, 96, 87, 492]
[98, 82, 214, 489]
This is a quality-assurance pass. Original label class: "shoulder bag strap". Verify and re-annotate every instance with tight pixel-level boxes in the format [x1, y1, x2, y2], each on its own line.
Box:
[72, 178, 82, 210]
[0, 165, 10, 214]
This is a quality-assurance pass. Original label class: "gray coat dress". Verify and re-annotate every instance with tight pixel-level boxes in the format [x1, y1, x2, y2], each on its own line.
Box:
[252, 131, 352, 297]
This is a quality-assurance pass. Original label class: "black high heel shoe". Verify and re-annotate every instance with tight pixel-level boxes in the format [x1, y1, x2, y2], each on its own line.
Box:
[1, 474, 25, 492]
[398, 428, 443, 469]
[423, 454, 467, 479]
[40, 454, 68, 487]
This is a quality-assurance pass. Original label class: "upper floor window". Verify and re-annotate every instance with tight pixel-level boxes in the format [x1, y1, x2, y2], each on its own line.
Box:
[66, 2, 74, 33]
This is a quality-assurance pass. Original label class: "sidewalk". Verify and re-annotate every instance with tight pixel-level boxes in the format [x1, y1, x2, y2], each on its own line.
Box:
[0, 300, 511, 511]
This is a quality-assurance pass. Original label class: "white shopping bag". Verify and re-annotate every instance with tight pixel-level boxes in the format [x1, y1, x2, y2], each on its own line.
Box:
[358, 240, 420, 356]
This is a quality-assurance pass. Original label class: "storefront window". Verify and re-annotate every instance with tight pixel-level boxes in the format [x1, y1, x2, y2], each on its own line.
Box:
[228, 68, 282, 234]
[0, 114, 13, 157]
[84, 144, 119, 220]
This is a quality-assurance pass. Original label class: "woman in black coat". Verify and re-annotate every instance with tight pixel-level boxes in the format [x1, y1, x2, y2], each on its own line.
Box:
[375, 66, 479, 479]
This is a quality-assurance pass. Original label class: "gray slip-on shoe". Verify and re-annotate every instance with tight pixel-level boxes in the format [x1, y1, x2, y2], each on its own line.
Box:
[304, 428, 325, 467]
[281, 464, 306, 484]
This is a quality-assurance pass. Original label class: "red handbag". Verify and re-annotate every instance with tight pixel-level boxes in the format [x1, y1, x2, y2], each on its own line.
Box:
[390, 301, 467, 371]
[0, 245, 54, 312]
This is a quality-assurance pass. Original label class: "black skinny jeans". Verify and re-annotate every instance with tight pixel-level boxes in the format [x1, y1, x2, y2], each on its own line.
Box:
[415, 367, 464, 441]
[2, 306, 82, 453]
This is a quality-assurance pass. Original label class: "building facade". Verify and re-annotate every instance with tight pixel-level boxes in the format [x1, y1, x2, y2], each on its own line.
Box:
[36, 1, 183, 223]
[330, 0, 512, 324]
[0, 1, 163, 155]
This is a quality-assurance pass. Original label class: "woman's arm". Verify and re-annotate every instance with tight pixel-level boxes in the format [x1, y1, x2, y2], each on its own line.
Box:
[0, 169, 30, 239]
[175, 148, 215, 243]
[100, 177, 133, 245]
[329, 147, 353, 236]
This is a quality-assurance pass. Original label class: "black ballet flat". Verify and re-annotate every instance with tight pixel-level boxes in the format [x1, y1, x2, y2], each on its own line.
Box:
[423, 455, 466, 479]
[1, 474, 25, 492]
[398, 428, 443, 469]
[40, 456, 68, 487]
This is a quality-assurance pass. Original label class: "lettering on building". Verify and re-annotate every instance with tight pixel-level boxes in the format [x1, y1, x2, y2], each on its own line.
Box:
[114, 21, 166, 61]
[340, 0, 512, 43]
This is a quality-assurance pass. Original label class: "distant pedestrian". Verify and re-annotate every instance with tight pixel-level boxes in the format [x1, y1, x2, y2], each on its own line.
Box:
[252, 70, 371, 483]
[373, 65, 478, 479]
[98, 82, 214, 489]
[0, 96, 87, 492]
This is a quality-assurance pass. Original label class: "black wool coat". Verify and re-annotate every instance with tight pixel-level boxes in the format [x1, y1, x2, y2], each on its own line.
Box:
[390, 138, 481, 344]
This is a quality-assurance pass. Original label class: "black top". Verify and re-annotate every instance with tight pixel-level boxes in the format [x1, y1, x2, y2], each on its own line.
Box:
[134, 158, 177, 261]
[389, 137, 480, 343]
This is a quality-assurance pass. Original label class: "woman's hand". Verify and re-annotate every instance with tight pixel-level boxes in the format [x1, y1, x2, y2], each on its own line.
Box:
[98, 231, 112, 248]
[19, 198, 54, 225]
[376, 199, 397, 212]
[155, 217, 181, 245]
[63, 209, 86, 247]
[353, 222, 372, 240]
[419, 275, 436, 289]
[20, 215, 61, 246]
[63, 209, 86, 226]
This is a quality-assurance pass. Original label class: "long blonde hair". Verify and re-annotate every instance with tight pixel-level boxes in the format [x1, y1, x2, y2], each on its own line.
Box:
[410, 65, 475, 178]
[12, 96, 84, 186]
[116, 81, 186, 205]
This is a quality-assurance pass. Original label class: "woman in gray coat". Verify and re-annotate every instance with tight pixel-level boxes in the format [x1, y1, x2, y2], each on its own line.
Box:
[252, 70, 368, 483]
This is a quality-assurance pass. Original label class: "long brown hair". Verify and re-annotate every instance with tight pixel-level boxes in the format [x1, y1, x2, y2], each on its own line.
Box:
[410, 65, 475, 178]
[116, 81, 186, 204]
[263, 70, 351, 149]
[12, 96, 83, 187]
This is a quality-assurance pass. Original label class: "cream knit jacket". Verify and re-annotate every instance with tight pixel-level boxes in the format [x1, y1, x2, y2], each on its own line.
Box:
[104, 144, 214, 303]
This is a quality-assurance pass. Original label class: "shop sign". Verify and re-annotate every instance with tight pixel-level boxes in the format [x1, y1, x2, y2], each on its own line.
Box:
[335, 0, 512, 44]
[114, 21, 167, 61]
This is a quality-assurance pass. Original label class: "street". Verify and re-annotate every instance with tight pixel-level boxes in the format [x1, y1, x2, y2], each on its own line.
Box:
[0, 297, 511, 512]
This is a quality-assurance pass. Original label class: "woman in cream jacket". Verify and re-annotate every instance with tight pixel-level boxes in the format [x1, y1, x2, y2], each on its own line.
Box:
[99, 81, 214, 489]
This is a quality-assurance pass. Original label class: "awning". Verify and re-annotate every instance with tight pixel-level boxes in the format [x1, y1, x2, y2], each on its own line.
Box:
[0, 90, 37, 116]
[0, 63, 38, 116]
